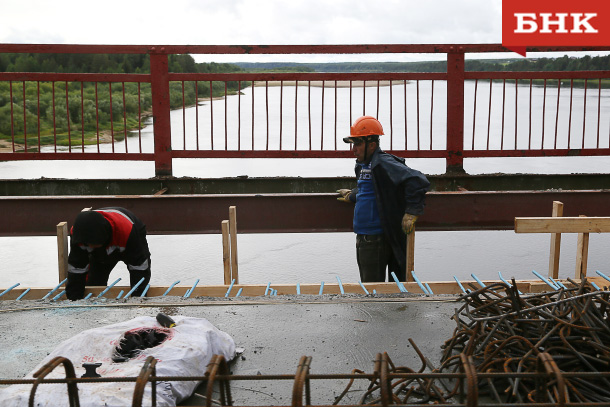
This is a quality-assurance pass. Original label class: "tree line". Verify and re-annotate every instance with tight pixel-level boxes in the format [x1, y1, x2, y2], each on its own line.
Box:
[0, 53, 244, 74]
[236, 54, 610, 73]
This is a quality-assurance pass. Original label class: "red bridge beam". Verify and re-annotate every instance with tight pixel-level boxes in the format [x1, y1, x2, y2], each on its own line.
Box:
[2, 190, 610, 236]
[2, 43, 609, 55]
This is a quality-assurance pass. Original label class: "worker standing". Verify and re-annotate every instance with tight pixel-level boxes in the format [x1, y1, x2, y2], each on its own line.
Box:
[66, 207, 151, 300]
[337, 116, 430, 282]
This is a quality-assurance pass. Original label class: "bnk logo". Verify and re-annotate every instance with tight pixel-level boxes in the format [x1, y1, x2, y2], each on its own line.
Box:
[514, 13, 598, 34]
[502, 0, 610, 56]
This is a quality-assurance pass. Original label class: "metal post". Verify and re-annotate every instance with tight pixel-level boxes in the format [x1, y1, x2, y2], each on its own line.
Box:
[446, 48, 465, 174]
[150, 50, 172, 176]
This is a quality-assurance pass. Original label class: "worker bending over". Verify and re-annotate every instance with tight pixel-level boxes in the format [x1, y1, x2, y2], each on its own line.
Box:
[66, 207, 151, 300]
[337, 116, 430, 282]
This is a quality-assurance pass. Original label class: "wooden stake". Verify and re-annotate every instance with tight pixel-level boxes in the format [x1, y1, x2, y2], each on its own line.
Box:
[229, 206, 239, 284]
[56, 222, 68, 284]
[548, 201, 563, 279]
[575, 215, 589, 279]
[406, 231, 415, 282]
[221, 220, 231, 285]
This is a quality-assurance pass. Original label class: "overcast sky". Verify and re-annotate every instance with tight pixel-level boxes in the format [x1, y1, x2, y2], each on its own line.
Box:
[0, 0, 603, 63]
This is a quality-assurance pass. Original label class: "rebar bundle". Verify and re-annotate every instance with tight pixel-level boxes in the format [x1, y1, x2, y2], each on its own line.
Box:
[438, 278, 610, 404]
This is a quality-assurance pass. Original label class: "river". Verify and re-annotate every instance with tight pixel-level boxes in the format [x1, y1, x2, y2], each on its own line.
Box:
[1, 81, 610, 289]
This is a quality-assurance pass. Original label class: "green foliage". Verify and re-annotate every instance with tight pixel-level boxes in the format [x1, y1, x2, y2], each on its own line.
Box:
[241, 65, 317, 73]
[0, 54, 244, 144]
[237, 54, 610, 73]
[464, 54, 610, 72]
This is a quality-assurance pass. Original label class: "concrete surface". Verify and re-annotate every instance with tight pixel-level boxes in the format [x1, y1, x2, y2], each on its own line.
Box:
[0, 294, 460, 405]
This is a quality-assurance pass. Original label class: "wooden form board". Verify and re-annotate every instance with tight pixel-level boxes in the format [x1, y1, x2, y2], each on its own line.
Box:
[229, 206, 239, 284]
[221, 207, 239, 284]
[548, 201, 563, 279]
[515, 213, 610, 278]
[221, 220, 231, 284]
[406, 231, 415, 282]
[56, 222, 68, 283]
[2, 277, 608, 301]
[576, 215, 590, 280]
[515, 217, 610, 233]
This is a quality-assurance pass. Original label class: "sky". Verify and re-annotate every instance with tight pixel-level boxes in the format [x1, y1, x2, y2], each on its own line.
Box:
[0, 0, 605, 63]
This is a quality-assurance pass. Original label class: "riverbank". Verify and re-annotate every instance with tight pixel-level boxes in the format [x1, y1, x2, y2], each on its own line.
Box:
[0, 129, 122, 153]
[254, 80, 394, 87]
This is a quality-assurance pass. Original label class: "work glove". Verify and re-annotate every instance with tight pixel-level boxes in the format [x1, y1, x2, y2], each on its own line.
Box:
[336, 189, 352, 203]
[402, 213, 418, 234]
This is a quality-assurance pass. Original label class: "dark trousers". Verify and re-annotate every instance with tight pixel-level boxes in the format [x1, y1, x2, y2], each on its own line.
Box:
[356, 234, 402, 282]
[88, 255, 151, 297]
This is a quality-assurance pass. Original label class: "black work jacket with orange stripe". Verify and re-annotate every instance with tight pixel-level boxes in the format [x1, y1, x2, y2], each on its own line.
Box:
[67, 208, 150, 286]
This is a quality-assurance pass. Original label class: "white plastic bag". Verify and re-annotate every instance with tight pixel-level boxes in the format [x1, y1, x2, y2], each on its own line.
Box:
[0, 315, 235, 407]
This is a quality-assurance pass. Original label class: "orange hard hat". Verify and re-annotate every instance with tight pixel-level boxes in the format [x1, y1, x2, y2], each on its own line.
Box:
[343, 116, 384, 143]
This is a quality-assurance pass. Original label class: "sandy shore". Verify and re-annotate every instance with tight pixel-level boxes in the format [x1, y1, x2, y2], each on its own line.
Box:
[0, 140, 13, 153]
[0, 129, 119, 153]
[254, 80, 394, 88]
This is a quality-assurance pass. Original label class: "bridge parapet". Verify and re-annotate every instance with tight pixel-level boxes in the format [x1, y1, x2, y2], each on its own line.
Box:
[1, 43, 610, 176]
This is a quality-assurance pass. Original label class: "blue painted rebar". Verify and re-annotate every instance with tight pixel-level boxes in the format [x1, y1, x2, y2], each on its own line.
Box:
[236, 288, 243, 297]
[225, 279, 236, 298]
[116, 290, 124, 299]
[425, 282, 434, 295]
[373, 289, 377, 294]
[550, 277, 567, 290]
[471, 273, 486, 288]
[98, 278, 122, 298]
[141, 284, 150, 297]
[124, 278, 145, 299]
[390, 272, 408, 293]
[264, 282, 271, 296]
[359, 281, 370, 295]
[411, 271, 430, 294]
[16, 288, 31, 301]
[532, 270, 558, 290]
[454, 276, 467, 294]
[498, 271, 522, 294]
[84, 293, 93, 300]
[51, 290, 66, 301]
[162, 280, 180, 297]
[184, 279, 200, 298]
[498, 271, 511, 286]
[590, 281, 602, 291]
[596, 270, 610, 283]
[319, 282, 324, 295]
[296, 283, 301, 295]
[0, 283, 20, 299]
[42, 279, 67, 300]
[273, 289, 278, 296]
[336, 276, 345, 294]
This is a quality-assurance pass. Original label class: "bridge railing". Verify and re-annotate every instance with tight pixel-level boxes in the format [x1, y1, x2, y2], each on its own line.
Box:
[1, 44, 609, 176]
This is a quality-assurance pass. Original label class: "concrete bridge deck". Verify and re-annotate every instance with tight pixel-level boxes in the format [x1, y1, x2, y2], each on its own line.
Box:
[0, 294, 457, 405]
